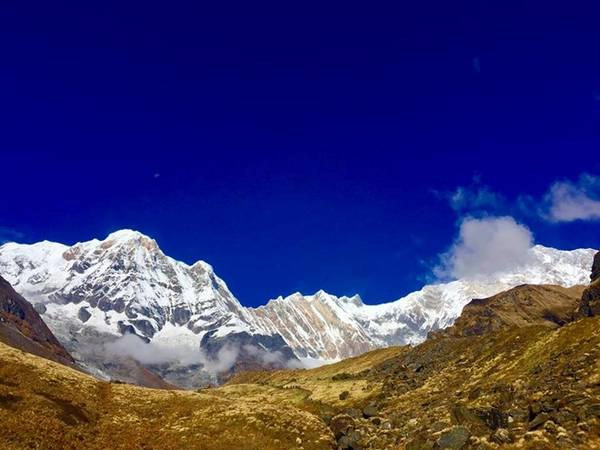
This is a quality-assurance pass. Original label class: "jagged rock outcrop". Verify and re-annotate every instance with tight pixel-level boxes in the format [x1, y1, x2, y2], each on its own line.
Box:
[580, 251, 600, 317]
[591, 251, 600, 282]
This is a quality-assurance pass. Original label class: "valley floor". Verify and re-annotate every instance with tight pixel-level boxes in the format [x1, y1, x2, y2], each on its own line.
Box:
[2, 315, 600, 449]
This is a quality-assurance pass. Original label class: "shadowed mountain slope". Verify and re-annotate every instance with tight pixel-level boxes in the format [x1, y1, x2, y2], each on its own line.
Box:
[0, 275, 74, 366]
[580, 251, 600, 317]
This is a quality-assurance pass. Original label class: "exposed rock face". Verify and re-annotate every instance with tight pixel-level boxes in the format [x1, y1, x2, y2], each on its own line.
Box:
[246, 291, 375, 359]
[591, 251, 600, 282]
[0, 276, 74, 366]
[580, 251, 600, 317]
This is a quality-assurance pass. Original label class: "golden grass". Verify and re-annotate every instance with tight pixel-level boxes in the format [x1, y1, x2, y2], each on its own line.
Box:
[0, 342, 334, 450]
[2, 316, 600, 449]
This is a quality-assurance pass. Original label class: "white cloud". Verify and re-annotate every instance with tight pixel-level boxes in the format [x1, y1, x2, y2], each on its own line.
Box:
[103, 334, 204, 366]
[544, 174, 600, 222]
[436, 216, 534, 279]
[438, 173, 600, 223]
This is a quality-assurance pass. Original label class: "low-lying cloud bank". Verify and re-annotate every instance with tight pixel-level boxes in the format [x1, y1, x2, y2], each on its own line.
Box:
[435, 216, 534, 280]
[103, 333, 304, 375]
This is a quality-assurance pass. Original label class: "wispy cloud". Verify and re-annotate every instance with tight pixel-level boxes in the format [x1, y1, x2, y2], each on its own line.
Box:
[541, 174, 600, 222]
[0, 226, 24, 244]
[433, 178, 506, 215]
[436, 173, 600, 223]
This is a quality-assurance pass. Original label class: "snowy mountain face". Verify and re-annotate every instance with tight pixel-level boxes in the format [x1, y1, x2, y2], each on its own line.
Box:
[0, 230, 284, 385]
[0, 230, 250, 341]
[0, 230, 595, 385]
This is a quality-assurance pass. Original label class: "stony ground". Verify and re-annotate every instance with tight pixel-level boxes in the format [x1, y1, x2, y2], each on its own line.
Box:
[2, 285, 600, 449]
[228, 315, 600, 449]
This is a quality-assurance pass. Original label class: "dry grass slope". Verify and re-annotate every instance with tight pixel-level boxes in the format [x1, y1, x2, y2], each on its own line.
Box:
[227, 315, 600, 449]
[0, 341, 334, 450]
[2, 282, 600, 449]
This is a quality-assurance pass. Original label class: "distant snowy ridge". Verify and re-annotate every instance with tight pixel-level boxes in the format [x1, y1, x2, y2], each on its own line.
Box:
[0, 230, 595, 365]
[246, 244, 594, 359]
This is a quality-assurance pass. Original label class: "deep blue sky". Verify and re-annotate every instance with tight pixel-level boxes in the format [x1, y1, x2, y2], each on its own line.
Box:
[1, 2, 599, 306]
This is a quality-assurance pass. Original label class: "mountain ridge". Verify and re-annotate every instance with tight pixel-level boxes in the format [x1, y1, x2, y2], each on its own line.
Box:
[0, 230, 595, 386]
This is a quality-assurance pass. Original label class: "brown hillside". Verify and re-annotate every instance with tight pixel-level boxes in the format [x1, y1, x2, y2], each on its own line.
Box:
[227, 315, 600, 449]
[0, 340, 334, 450]
[2, 299, 600, 449]
[432, 284, 585, 338]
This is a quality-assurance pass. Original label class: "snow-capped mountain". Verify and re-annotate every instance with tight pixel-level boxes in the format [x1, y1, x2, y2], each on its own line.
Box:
[0, 230, 595, 384]
[0, 230, 293, 385]
[0, 230, 251, 344]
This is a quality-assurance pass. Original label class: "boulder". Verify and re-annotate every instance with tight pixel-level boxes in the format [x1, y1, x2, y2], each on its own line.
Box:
[437, 426, 471, 449]
[528, 412, 550, 430]
[473, 407, 508, 430]
[490, 428, 512, 444]
[338, 430, 361, 449]
[78, 307, 91, 323]
[370, 417, 381, 426]
[329, 414, 356, 440]
[362, 403, 378, 418]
